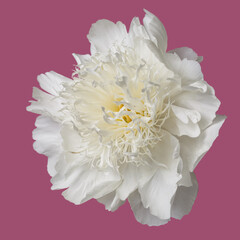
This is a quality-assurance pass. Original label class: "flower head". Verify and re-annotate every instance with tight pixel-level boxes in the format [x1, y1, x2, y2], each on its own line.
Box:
[27, 9, 226, 226]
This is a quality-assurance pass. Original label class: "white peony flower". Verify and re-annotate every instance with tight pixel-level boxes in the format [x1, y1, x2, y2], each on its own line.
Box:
[27, 9, 226, 226]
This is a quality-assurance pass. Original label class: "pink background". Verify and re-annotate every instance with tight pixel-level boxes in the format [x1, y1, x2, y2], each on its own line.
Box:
[1, 0, 239, 239]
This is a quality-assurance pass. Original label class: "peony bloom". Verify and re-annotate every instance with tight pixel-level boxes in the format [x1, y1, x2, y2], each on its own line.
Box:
[27, 9, 226, 226]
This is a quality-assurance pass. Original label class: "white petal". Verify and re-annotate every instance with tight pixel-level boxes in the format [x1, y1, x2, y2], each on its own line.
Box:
[139, 132, 182, 219]
[177, 161, 192, 187]
[62, 164, 121, 205]
[59, 124, 101, 166]
[97, 191, 125, 212]
[149, 131, 182, 169]
[133, 38, 167, 67]
[171, 173, 198, 219]
[60, 123, 84, 153]
[129, 17, 150, 41]
[116, 163, 156, 201]
[143, 9, 168, 53]
[37, 71, 71, 96]
[163, 113, 201, 138]
[165, 53, 203, 84]
[27, 87, 64, 120]
[139, 167, 181, 219]
[72, 53, 91, 65]
[169, 47, 203, 62]
[174, 89, 221, 129]
[171, 105, 201, 124]
[179, 115, 226, 172]
[32, 116, 62, 176]
[87, 19, 128, 54]
[129, 190, 169, 226]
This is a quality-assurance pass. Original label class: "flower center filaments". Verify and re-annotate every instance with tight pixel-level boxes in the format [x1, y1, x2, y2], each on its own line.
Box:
[61, 47, 175, 168]
[118, 104, 132, 123]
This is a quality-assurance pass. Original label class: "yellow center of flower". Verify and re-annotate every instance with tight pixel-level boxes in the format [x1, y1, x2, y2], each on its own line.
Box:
[118, 104, 132, 123]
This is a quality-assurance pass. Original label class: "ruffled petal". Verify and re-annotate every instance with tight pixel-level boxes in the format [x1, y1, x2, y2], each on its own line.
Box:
[27, 71, 71, 120]
[116, 163, 156, 201]
[72, 53, 91, 65]
[97, 191, 125, 212]
[139, 132, 182, 219]
[139, 167, 180, 219]
[129, 17, 150, 41]
[179, 115, 226, 172]
[61, 164, 121, 205]
[165, 52, 203, 85]
[169, 47, 203, 62]
[143, 9, 168, 53]
[171, 105, 201, 124]
[37, 71, 71, 96]
[32, 116, 62, 176]
[163, 113, 201, 138]
[27, 87, 63, 120]
[174, 89, 221, 129]
[87, 19, 128, 54]
[171, 173, 198, 219]
[129, 190, 169, 226]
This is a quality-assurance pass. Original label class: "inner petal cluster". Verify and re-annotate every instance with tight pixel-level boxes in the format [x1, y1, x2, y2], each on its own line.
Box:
[60, 48, 177, 168]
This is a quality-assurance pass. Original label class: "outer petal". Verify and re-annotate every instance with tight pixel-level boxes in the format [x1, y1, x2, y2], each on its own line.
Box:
[97, 191, 125, 212]
[133, 38, 168, 68]
[87, 20, 128, 54]
[37, 71, 71, 96]
[61, 164, 121, 205]
[163, 112, 201, 138]
[143, 9, 168, 53]
[171, 173, 198, 219]
[27, 71, 71, 120]
[165, 52, 203, 85]
[72, 53, 91, 65]
[139, 132, 182, 219]
[174, 89, 221, 130]
[27, 87, 63, 120]
[129, 190, 169, 226]
[169, 47, 203, 62]
[32, 116, 62, 177]
[171, 105, 201, 124]
[179, 115, 226, 172]
[129, 17, 150, 41]
[116, 163, 156, 201]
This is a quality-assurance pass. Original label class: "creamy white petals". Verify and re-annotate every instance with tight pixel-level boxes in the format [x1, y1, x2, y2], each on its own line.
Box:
[139, 133, 182, 219]
[180, 115, 226, 172]
[27, 10, 226, 227]
[177, 162, 192, 187]
[61, 124, 83, 153]
[117, 163, 156, 201]
[27, 87, 63, 119]
[171, 105, 201, 124]
[97, 191, 125, 212]
[27, 71, 71, 121]
[129, 17, 150, 41]
[62, 164, 121, 204]
[139, 167, 181, 219]
[143, 9, 167, 53]
[72, 53, 91, 65]
[149, 131, 182, 168]
[33, 116, 62, 176]
[87, 20, 128, 54]
[174, 90, 221, 129]
[165, 53, 203, 85]
[37, 71, 71, 96]
[171, 173, 198, 219]
[129, 190, 169, 226]
[169, 47, 203, 62]
[163, 113, 201, 138]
